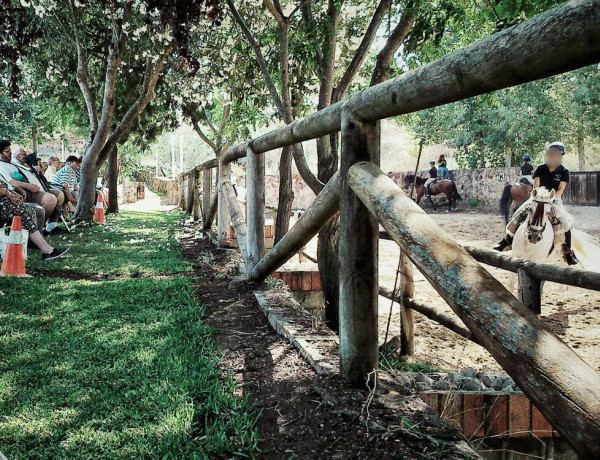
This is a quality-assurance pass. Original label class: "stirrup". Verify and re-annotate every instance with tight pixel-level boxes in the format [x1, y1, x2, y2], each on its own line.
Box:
[563, 247, 579, 265]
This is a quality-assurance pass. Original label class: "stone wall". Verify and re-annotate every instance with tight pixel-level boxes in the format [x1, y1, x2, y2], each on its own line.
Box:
[150, 177, 179, 205]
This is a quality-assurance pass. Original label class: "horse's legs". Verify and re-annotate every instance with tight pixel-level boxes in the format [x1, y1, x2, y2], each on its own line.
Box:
[429, 195, 436, 212]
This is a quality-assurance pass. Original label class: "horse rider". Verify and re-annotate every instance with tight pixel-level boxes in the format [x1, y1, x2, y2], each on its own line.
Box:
[438, 155, 450, 179]
[424, 161, 438, 197]
[493, 142, 578, 265]
[520, 154, 535, 185]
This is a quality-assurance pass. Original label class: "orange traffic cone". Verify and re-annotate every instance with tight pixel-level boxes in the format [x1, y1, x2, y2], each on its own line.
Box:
[93, 193, 106, 224]
[0, 216, 27, 277]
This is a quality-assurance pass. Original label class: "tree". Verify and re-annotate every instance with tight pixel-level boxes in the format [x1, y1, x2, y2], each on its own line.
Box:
[16, 0, 220, 221]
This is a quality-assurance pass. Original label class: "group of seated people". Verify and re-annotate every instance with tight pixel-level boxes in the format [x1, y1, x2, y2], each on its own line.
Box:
[0, 139, 72, 261]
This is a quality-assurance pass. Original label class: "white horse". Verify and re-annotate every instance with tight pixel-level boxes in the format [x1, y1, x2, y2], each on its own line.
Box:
[507, 187, 600, 293]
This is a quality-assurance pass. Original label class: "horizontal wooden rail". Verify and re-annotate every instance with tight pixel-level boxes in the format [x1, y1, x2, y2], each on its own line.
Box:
[379, 286, 477, 344]
[347, 160, 600, 459]
[463, 245, 600, 291]
[182, 0, 600, 173]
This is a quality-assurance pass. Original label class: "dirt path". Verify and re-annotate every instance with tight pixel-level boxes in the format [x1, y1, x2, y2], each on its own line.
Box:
[180, 228, 473, 459]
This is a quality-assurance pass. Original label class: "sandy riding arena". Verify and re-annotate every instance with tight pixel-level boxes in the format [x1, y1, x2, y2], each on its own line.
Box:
[375, 208, 600, 374]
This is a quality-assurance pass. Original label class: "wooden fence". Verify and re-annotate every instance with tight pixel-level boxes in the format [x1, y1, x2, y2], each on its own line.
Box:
[562, 171, 600, 206]
[176, 2, 600, 457]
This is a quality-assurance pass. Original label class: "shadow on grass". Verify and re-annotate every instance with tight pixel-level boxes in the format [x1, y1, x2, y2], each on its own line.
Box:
[0, 211, 258, 459]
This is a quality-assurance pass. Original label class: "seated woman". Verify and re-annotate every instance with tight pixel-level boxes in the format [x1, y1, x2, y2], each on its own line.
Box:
[1, 178, 69, 261]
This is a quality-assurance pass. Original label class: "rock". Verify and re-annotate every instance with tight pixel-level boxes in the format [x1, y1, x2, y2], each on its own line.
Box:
[459, 377, 484, 392]
[415, 372, 434, 386]
[445, 372, 461, 383]
[415, 382, 431, 392]
[477, 369, 495, 388]
[490, 377, 505, 391]
[461, 368, 477, 379]
[432, 379, 451, 391]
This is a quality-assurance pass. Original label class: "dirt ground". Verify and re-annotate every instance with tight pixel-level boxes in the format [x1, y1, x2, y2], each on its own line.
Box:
[298, 206, 600, 374]
[180, 231, 476, 459]
[373, 210, 600, 374]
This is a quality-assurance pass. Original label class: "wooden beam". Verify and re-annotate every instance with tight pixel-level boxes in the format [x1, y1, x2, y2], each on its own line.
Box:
[222, 180, 248, 265]
[202, 192, 218, 231]
[202, 168, 212, 221]
[518, 268, 542, 315]
[464, 245, 600, 291]
[348, 161, 600, 459]
[246, 146, 265, 274]
[249, 172, 340, 282]
[211, 0, 600, 168]
[398, 250, 414, 357]
[339, 108, 380, 387]
[217, 160, 231, 247]
[379, 287, 477, 344]
[185, 170, 195, 215]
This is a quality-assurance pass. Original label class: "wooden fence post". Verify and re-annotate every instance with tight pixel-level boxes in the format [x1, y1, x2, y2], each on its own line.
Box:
[217, 160, 231, 247]
[246, 146, 265, 274]
[339, 108, 380, 387]
[518, 268, 542, 315]
[347, 161, 600, 458]
[186, 170, 195, 215]
[399, 250, 415, 357]
[202, 168, 212, 221]
[193, 168, 202, 220]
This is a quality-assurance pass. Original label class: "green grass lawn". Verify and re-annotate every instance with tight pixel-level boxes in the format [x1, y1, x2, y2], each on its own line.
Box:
[0, 211, 258, 459]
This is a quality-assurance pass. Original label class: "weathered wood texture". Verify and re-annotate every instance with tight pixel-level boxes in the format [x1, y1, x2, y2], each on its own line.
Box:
[398, 251, 414, 357]
[185, 170, 195, 215]
[202, 192, 218, 231]
[222, 180, 248, 265]
[339, 108, 380, 387]
[202, 168, 212, 220]
[246, 147, 265, 274]
[379, 287, 476, 344]
[180, 0, 600, 170]
[249, 172, 340, 282]
[217, 161, 231, 247]
[463, 245, 600, 291]
[348, 161, 600, 459]
[518, 268, 542, 315]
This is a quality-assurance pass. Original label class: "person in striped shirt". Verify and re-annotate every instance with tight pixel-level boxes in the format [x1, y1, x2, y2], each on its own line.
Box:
[51, 155, 81, 215]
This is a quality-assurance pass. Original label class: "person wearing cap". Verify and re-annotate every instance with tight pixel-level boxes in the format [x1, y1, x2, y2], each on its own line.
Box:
[424, 160, 438, 197]
[494, 142, 578, 265]
[520, 154, 535, 185]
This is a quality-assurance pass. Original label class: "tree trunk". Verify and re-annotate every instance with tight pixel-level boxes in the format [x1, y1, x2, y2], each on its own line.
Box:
[75, 160, 100, 221]
[577, 131, 585, 171]
[505, 146, 513, 167]
[106, 145, 119, 214]
[32, 126, 38, 153]
[274, 145, 294, 244]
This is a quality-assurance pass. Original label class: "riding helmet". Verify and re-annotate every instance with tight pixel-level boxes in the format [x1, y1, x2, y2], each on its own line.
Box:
[523, 154, 531, 161]
[548, 141, 566, 155]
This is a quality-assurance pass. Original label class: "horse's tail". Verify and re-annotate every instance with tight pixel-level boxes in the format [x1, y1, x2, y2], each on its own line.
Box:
[451, 182, 462, 201]
[500, 183, 512, 224]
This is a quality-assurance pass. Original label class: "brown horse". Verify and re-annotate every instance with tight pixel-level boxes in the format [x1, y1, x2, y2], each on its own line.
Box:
[499, 182, 532, 223]
[403, 175, 462, 212]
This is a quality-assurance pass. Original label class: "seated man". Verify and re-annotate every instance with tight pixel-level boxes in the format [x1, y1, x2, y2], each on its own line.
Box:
[0, 143, 61, 233]
[51, 155, 81, 215]
[520, 154, 535, 185]
[44, 156, 61, 182]
[424, 160, 438, 197]
[493, 142, 578, 265]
